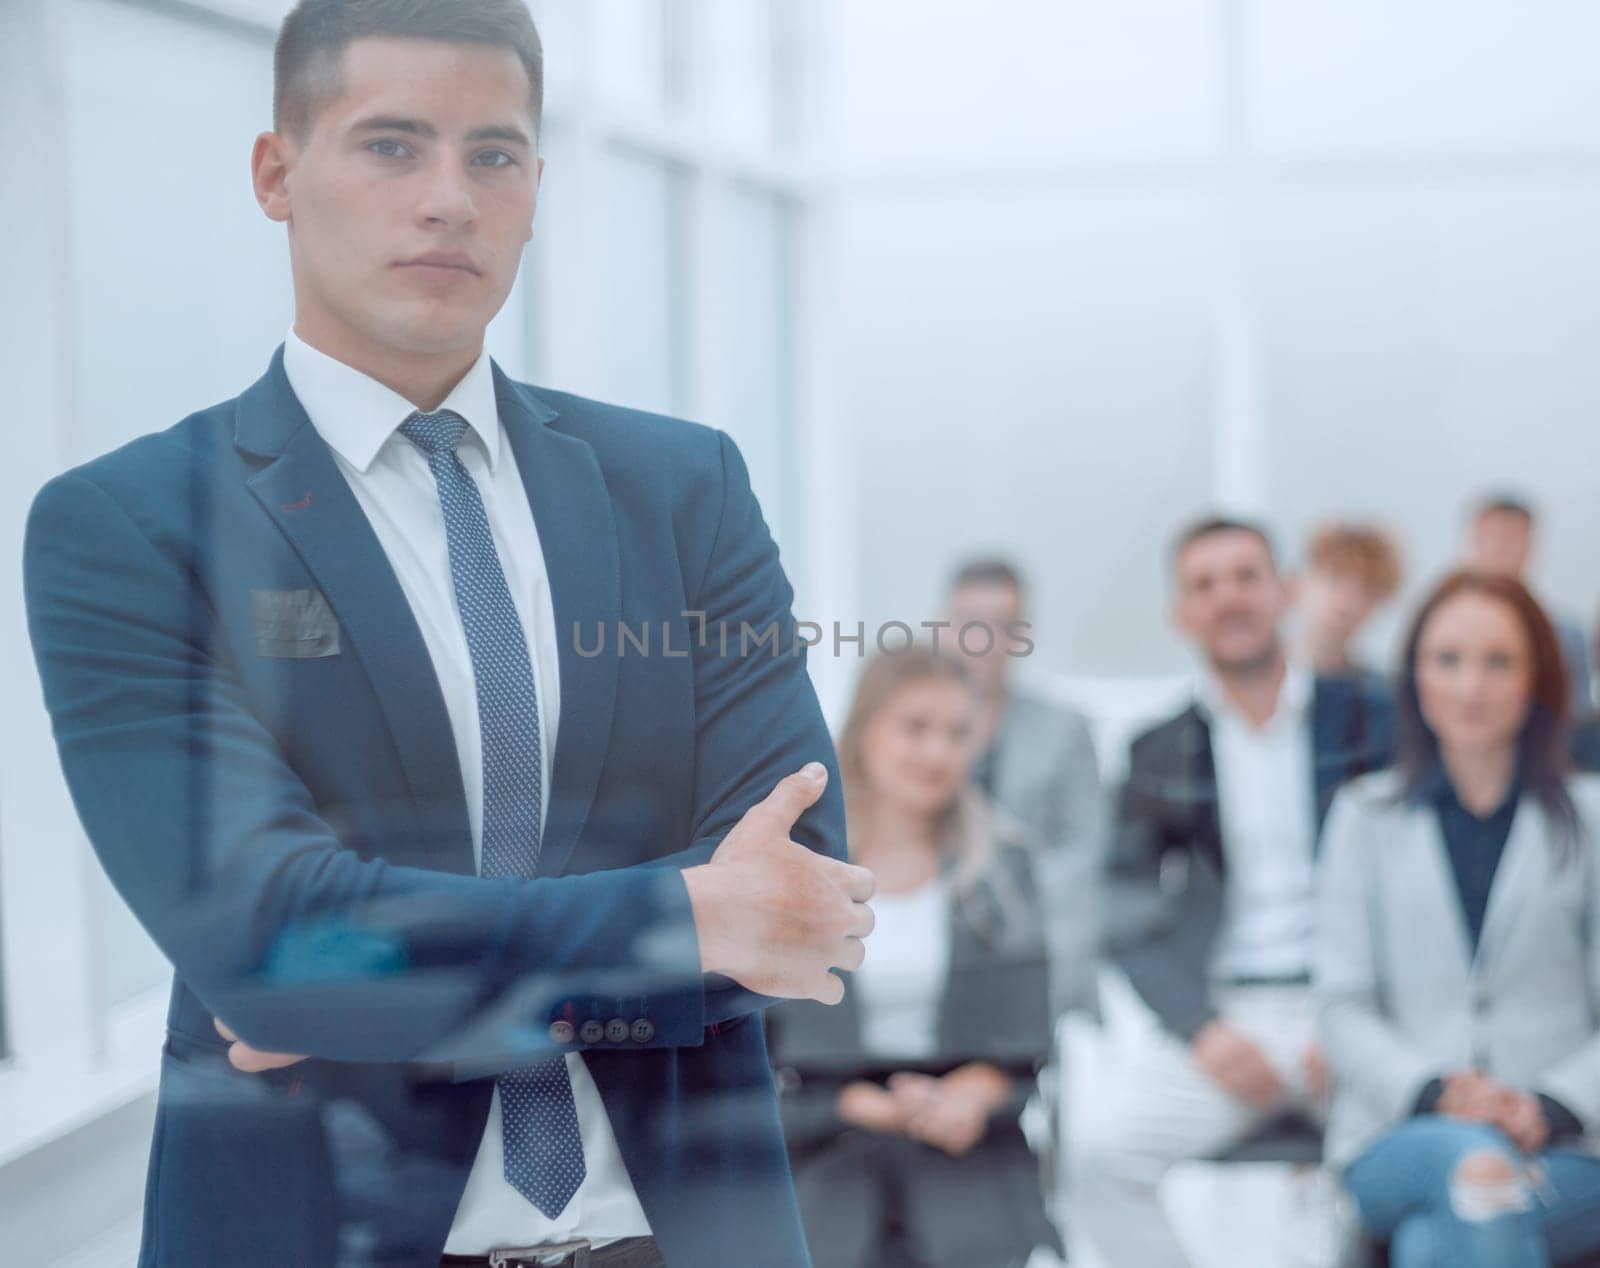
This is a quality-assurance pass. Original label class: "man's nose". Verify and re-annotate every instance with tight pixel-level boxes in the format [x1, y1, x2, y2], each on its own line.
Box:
[416, 158, 478, 226]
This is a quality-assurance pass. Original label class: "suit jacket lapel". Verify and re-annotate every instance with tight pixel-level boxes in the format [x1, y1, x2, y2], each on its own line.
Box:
[1475, 797, 1544, 973]
[236, 345, 473, 875]
[495, 367, 621, 880]
[1179, 708, 1226, 873]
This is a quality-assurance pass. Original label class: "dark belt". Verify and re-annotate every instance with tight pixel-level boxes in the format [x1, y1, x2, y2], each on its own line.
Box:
[441, 1236, 661, 1268]
[1216, 973, 1305, 992]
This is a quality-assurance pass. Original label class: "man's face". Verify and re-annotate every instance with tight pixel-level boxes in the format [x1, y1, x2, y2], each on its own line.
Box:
[945, 581, 1025, 688]
[1467, 510, 1533, 580]
[261, 37, 541, 363]
[1172, 530, 1287, 673]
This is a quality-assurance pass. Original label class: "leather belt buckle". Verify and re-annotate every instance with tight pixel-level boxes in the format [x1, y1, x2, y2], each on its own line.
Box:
[487, 1239, 592, 1268]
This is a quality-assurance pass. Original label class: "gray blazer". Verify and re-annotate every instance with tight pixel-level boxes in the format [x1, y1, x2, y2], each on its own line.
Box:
[988, 690, 1107, 1017]
[1314, 770, 1600, 1170]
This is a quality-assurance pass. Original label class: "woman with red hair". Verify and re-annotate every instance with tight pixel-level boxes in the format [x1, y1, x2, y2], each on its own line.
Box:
[1315, 570, 1600, 1267]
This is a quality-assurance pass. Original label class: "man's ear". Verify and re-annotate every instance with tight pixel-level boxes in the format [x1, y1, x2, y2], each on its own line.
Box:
[524, 155, 546, 244]
[252, 131, 295, 224]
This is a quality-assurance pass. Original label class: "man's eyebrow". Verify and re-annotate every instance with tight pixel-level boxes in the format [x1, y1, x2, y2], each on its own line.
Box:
[349, 115, 532, 147]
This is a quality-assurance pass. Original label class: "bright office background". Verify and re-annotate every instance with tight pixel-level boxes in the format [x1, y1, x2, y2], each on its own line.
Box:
[2, 2, 1598, 1265]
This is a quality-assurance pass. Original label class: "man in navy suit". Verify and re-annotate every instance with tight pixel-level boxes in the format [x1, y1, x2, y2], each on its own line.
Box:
[21, 3, 869, 1266]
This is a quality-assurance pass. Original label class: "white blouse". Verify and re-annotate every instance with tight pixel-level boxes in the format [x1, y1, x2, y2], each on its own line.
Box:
[854, 876, 953, 1061]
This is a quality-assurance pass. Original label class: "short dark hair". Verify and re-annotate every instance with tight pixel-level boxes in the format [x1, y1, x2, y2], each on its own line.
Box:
[274, 0, 544, 145]
[1472, 492, 1536, 525]
[948, 557, 1026, 597]
[1169, 515, 1277, 571]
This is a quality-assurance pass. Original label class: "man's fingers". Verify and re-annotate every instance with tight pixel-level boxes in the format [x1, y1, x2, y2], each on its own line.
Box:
[215, 1016, 307, 1074]
[830, 859, 876, 903]
[755, 763, 829, 833]
[832, 936, 867, 973]
[227, 1043, 308, 1074]
[847, 902, 876, 939]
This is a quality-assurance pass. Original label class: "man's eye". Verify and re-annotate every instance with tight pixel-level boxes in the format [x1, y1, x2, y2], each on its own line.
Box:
[475, 150, 516, 168]
[367, 139, 411, 159]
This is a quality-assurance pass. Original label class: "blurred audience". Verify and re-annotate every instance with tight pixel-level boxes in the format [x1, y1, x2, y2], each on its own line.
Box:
[1293, 521, 1404, 684]
[945, 556, 1107, 1019]
[1076, 516, 1393, 1268]
[765, 646, 1060, 1268]
[1315, 570, 1600, 1267]
[1463, 493, 1594, 719]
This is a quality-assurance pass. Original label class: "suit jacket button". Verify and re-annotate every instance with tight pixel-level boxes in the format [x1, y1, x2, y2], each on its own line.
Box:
[605, 1018, 629, 1043]
[631, 1018, 656, 1043]
[579, 1020, 606, 1044]
[549, 1020, 575, 1044]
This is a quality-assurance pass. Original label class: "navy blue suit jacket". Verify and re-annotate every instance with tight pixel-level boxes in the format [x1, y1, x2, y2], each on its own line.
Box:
[22, 346, 844, 1267]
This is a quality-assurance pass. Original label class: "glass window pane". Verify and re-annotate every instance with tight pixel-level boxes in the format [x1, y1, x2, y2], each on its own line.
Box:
[596, 148, 689, 414]
[61, 0, 291, 464]
[709, 186, 794, 540]
[692, 0, 779, 149]
[595, 0, 673, 118]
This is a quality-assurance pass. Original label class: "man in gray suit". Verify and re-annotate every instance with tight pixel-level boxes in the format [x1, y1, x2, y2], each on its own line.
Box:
[1463, 493, 1594, 720]
[944, 558, 1107, 1019]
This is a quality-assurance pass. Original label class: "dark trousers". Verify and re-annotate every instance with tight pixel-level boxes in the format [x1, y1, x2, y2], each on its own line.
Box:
[792, 1128, 1057, 1268]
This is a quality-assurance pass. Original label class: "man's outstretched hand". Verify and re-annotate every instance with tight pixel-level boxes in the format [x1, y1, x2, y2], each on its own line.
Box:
[684, 762, 875, 1005]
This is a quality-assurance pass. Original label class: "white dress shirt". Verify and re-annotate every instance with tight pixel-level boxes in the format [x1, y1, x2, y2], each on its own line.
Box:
[1197, 663, 1318, 983]
[853, 876, 952, 1061]
[281, 328, 651, 1253]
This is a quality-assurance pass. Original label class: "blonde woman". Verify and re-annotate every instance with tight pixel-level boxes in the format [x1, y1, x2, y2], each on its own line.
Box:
[766, 646, 1060, 1268]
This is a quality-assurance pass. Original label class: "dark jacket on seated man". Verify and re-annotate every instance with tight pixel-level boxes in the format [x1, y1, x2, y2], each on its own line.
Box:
[1105, 672, 1395, 1040]
[765, 824, 1058, 1268]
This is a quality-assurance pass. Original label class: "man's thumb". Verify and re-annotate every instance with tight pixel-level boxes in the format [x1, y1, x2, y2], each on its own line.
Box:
[761, 762, 828, 830]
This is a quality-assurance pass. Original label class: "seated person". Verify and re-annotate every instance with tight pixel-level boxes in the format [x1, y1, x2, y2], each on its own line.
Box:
[1293, 520, 1404, 685]
[766, 646, 1060, 1268]
[1078, 516, 1393, 1268]
[1462, 493, 1593, 719]
[943, 556, 1108, 1020]
[1316, 569, 1600, 1268]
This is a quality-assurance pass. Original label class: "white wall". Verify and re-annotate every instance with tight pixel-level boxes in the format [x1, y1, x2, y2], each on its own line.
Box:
[823, 0, 1600, 684]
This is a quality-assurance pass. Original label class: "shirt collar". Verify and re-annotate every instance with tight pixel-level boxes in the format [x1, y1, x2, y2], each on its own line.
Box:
[1415, 760, 1522, 820]
[281, 325, 502, 475]
[1194, 658, 1313, 728]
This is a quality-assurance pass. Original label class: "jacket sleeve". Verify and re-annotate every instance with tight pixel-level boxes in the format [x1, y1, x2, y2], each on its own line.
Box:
[23, 469, 712, 1065]
[1532, 805, 1600, 1129]
[1313, 787, 1438, 1125]
[1034, 710, 1109, 1018]
[1103, 737, 1216, 1041]
[646, 429, 848, 1029]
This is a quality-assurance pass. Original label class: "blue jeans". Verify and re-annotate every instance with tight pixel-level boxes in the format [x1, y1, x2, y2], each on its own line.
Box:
[1345, 1117, 1600, 1268]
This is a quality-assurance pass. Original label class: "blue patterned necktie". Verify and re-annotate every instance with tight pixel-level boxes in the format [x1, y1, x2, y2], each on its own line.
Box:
[400, 408, 586, 1218]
